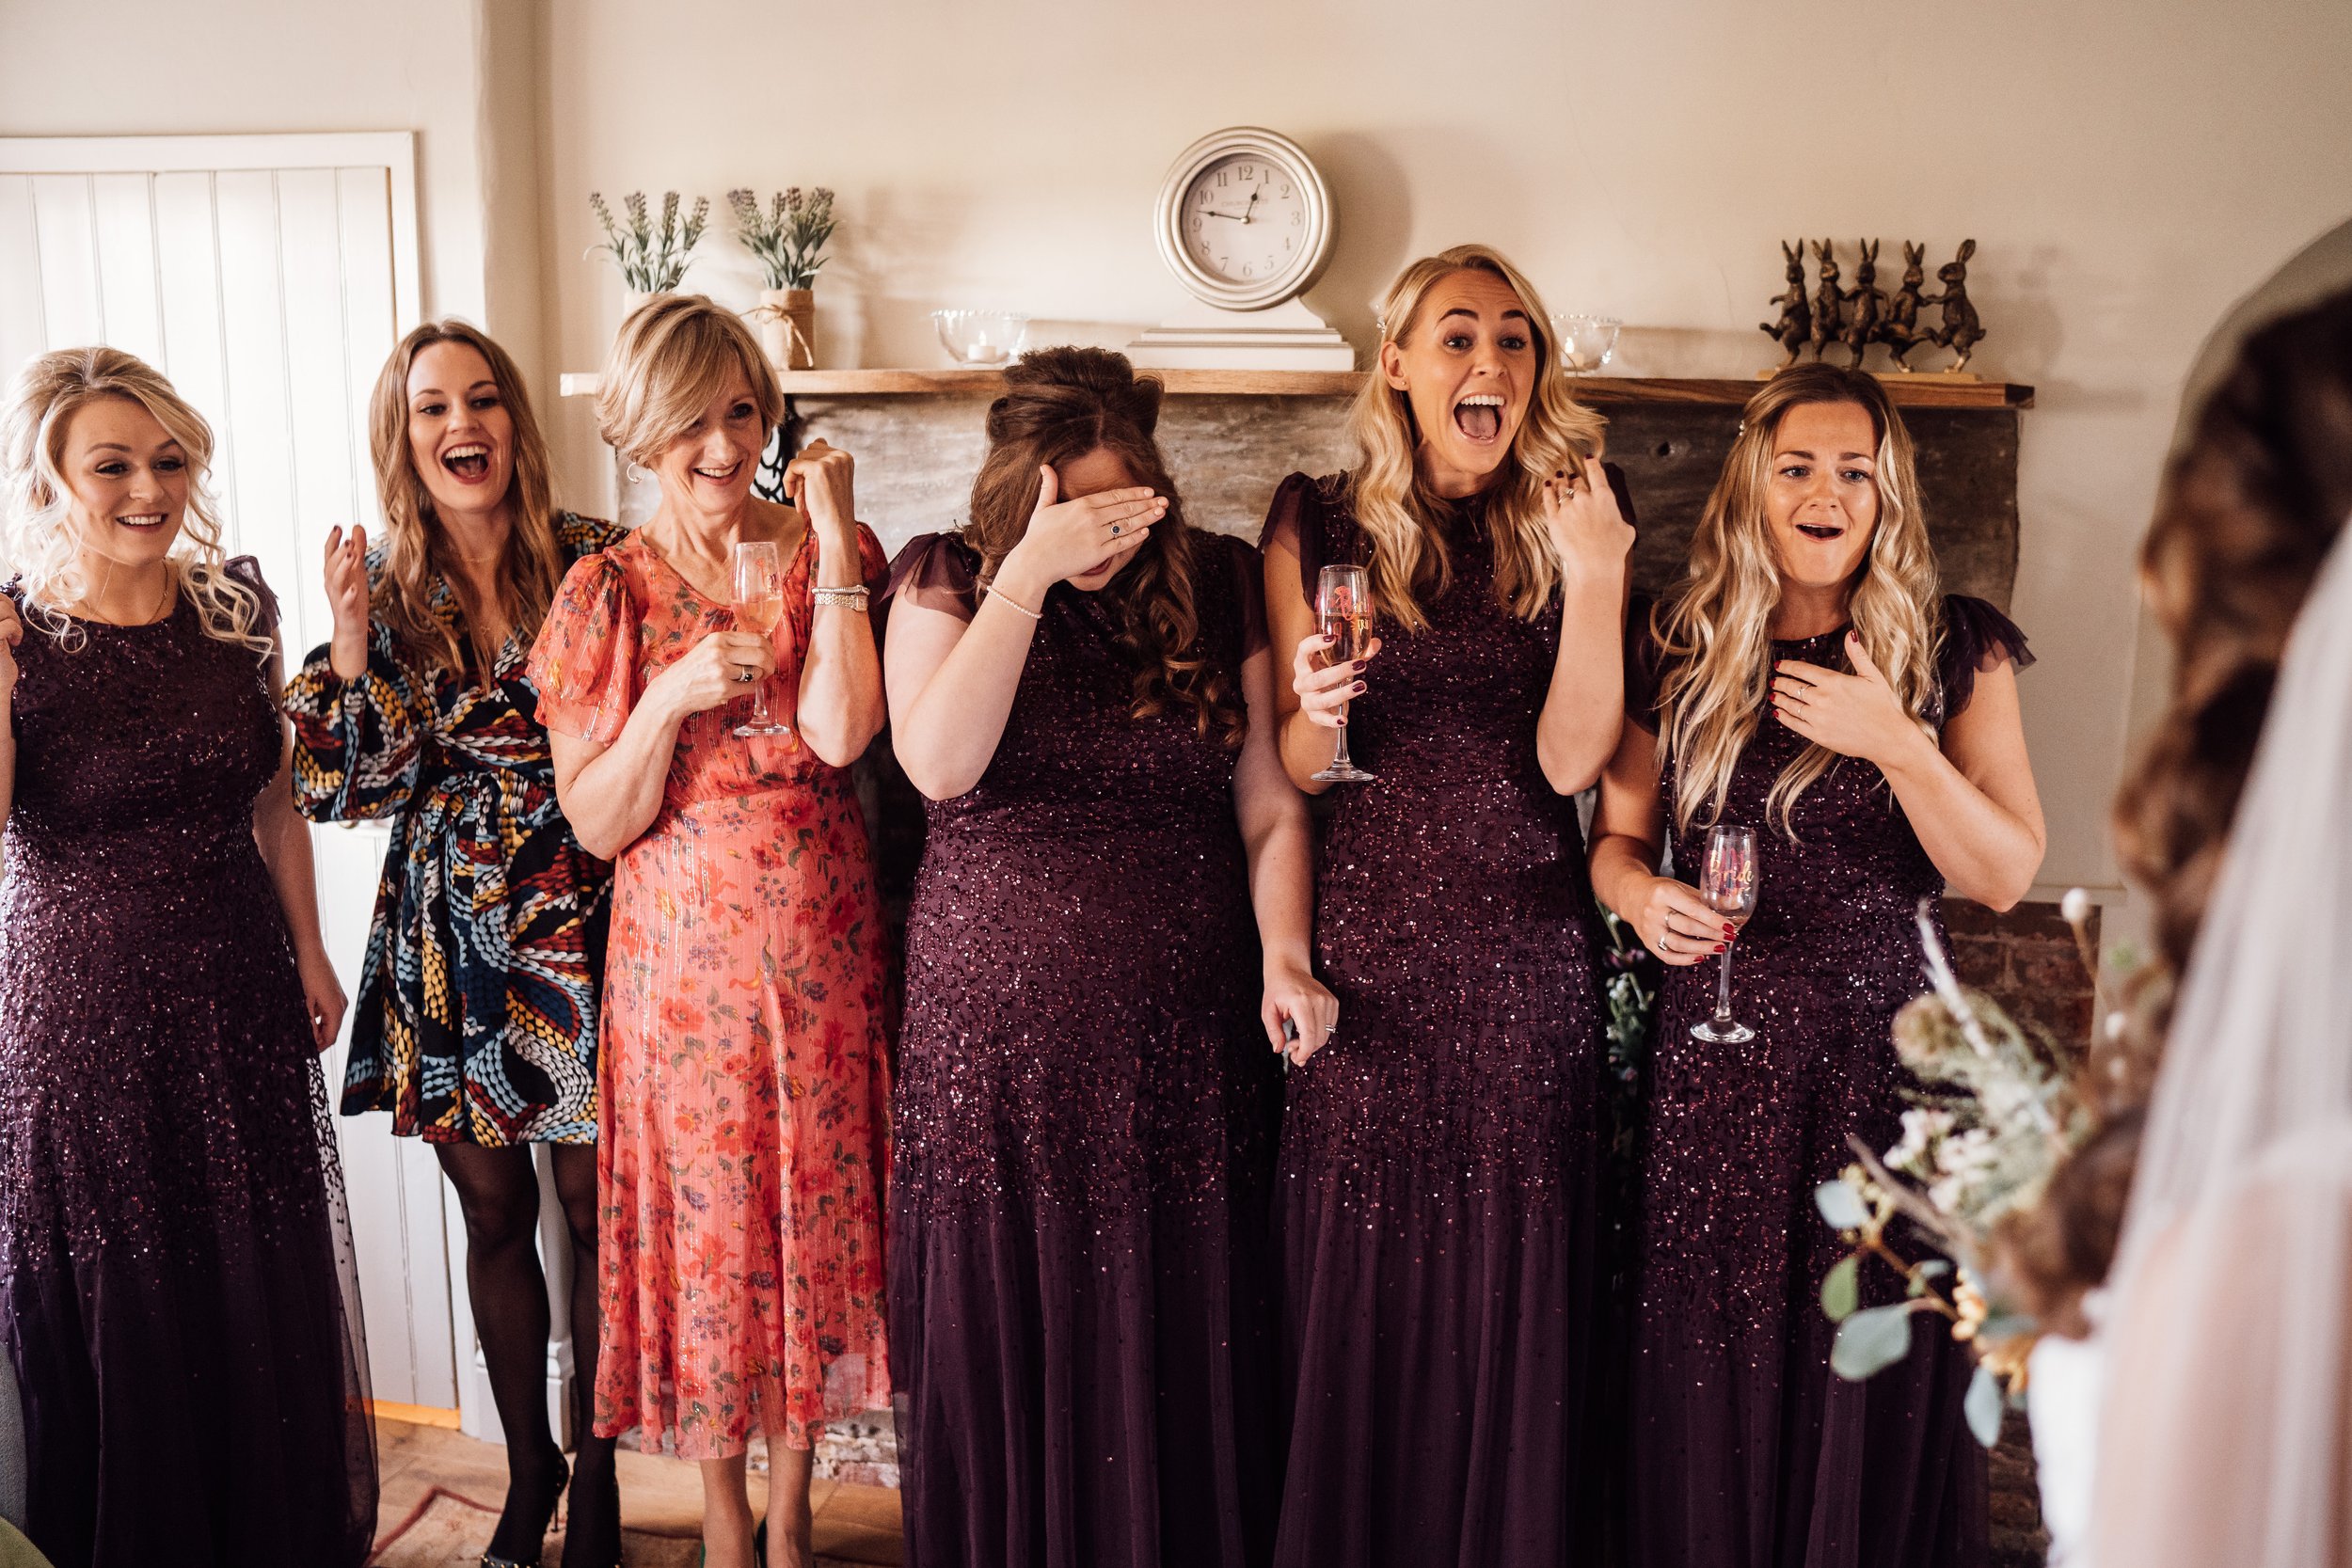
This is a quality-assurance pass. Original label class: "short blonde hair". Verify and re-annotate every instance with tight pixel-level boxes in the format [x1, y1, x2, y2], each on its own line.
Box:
[0, 345, 270, 653]
[596, 293, 784, 467]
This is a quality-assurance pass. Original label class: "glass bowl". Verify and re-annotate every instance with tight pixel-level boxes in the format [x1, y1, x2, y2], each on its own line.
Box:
[931, 309, 1029, 368]
[1549, 313, 1623, 374]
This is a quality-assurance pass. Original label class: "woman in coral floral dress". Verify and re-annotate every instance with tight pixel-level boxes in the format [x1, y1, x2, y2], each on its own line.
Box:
[528, 295, 890, 1568]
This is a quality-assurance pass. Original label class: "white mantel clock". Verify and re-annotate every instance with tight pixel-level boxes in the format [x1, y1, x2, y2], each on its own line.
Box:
[1127, 127, 1356, 372]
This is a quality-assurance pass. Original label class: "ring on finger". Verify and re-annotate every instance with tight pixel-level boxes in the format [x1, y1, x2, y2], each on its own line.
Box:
[1110, 522, 1123, 537]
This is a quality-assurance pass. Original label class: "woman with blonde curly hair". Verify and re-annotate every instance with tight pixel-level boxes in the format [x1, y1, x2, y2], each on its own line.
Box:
[282, 319, 625, 1567]
[1588, 362, 2044, 1568]
[529, 294, 891, 1568]
[1260, 244, 1635, 1567]
[0, 347, 374, 1566]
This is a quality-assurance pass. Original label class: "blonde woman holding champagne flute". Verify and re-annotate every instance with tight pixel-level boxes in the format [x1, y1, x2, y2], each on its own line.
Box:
[1260, 244, 1637, 1568]
[1588, 363, 2045, 1568]
[528, 295, 892, 1568]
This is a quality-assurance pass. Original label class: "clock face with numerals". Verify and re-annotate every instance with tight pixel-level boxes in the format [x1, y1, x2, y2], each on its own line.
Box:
[1154, 128, 1334, 311]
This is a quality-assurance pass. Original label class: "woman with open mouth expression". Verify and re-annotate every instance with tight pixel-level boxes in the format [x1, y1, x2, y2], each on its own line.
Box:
[531, 295, 892, 1568]
[1588, 363, 2045, 1568]
[0, 348, 374, 1566]
[1259, 245, 1635, 1567]
[284, 320, 626, 1568]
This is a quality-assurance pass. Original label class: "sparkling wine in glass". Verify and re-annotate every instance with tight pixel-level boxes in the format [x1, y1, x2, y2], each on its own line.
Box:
[732, 539, 791, 739]
[1690, 823, 1759, 1043]
[1312, 563, 1376, 784]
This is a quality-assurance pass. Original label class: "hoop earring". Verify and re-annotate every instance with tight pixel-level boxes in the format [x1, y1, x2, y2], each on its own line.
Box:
[626, 462, 646, 484]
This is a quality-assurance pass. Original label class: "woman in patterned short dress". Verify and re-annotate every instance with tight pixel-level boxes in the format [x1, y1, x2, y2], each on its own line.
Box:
[284, 321, 623, 1566]
[531, 294, 891, 1568]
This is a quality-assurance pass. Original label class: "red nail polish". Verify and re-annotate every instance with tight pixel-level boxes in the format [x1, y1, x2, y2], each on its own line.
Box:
[1352, 681, 1367, 694]
[1714, 943, 1726, 953]
[1352, 659, 1368, 672]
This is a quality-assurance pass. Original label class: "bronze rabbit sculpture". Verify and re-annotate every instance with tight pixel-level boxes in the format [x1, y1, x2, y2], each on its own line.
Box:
[1760, 239, 1813, 368]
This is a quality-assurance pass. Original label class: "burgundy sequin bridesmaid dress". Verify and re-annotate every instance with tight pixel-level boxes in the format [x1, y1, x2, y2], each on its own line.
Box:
[885, 530, 1285, 1568]
[0, 562, 375, 1568]
[1624, 597, 2030, 1568]
[1262, 473, 1613, 1568]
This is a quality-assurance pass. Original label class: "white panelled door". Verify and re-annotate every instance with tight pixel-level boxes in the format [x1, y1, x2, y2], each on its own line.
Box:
[0, 133, 462, 1410]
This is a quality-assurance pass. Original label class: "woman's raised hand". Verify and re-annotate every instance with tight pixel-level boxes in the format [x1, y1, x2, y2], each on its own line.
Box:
[998, 464, 1165, 591]
[1627, 873, 1734, 968]
[1539, 454, 1634, 582]
[1288, 627, 1381, 731]
[784, 438, 858, 542]
[1772, 633, 1928, 768]
[651, 629, 778, 720]
[324, 525, 372, 680]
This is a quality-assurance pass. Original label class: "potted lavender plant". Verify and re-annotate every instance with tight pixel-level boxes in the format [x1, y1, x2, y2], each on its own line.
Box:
[588, 190, 709, 318]
[730, 187, 836, 370]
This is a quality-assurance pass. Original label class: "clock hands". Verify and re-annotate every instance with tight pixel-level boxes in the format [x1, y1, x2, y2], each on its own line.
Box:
[1200, 186, 1266, 224]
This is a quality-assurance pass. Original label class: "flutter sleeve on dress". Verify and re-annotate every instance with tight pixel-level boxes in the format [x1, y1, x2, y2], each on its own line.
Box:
[1938, 594, 2036, 721]
[882, 531, 983, 623]
[525, 551, 642, 744]
[222, 554, 280, 638]
[1256, 471, 1330, 606]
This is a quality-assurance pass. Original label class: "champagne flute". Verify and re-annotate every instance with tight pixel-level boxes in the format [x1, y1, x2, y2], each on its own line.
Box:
[1689, 823, 1759, 1043]
[1312, 563, 1377, 784]
[731, 539, 791, 739]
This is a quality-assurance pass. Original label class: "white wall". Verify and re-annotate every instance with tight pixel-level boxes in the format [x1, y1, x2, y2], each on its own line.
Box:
[541, 0, 2352, 896]
[0, 0, 497, 334]
[8, 0, 2349, 895]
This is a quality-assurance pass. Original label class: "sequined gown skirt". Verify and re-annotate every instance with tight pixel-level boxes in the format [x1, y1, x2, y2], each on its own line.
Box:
[1273, 770, 1608, 1568]
[1629, 909, 1988, 1568]
[890, 807, 1283, 1568]
[0, 578, 373, 1568]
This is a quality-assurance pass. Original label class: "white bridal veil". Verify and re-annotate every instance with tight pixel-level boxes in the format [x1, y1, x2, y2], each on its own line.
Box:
[2092, 514, 2352, 1564]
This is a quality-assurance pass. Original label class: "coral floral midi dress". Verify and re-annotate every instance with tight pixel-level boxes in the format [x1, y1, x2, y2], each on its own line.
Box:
[526, 524, 893, 1457]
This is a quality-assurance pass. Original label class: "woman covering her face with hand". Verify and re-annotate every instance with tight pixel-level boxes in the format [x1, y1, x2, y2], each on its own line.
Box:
[529, 295, 892, 1568]
[883, 346, 1329, 1568]
[1589, 362, 2044, 1568]
[282, 320, 624, 1568]
[0, 347, 374, 1568]
[1260, 244, 1635, 1568]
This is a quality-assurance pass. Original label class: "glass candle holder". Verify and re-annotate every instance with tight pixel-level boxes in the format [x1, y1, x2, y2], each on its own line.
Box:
[931, 309, 1030, 368]
[1549, 313, 1624, 374]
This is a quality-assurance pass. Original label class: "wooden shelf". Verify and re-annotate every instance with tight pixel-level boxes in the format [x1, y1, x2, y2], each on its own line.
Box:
[562, 368, 2033, 409]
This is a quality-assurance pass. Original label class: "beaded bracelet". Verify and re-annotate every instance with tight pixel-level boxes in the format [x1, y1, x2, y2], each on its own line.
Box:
[982, 582, 1042, 620]
[812, 585, 870, 611]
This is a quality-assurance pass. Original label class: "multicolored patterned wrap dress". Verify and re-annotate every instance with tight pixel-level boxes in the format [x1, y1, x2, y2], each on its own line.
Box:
[285, 512, 624, 1146]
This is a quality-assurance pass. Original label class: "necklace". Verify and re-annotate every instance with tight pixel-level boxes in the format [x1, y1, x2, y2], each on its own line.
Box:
[74, 568, 173, 626]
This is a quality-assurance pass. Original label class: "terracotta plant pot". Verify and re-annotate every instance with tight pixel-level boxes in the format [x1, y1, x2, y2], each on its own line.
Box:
[762, 286, 817, 371]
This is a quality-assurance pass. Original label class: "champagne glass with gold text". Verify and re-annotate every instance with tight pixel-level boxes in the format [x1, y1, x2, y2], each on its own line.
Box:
[1689, 823, 1759, 1043]
[732, 539, 791, 738]
[1312, 563, 1377, 784]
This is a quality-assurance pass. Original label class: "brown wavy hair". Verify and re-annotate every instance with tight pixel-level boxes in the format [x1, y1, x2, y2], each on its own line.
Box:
[368, 320, 567, 678]
[2006, 286, 2352, 1325]
[961, 347, 1246, 748]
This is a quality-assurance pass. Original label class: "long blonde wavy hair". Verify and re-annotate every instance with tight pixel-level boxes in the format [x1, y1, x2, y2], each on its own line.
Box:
[0, 346, 270, 654]
[369, 320, 568, 678]
[1346, 244, 1607, 632]
[1654, 363, 1942, 836]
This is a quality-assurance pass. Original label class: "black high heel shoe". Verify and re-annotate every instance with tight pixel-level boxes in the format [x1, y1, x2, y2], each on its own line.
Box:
[479, 1448, 570, 1568]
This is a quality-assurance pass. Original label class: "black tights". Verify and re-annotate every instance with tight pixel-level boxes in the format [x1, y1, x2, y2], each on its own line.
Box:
[437, 1143, 621, 1565]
